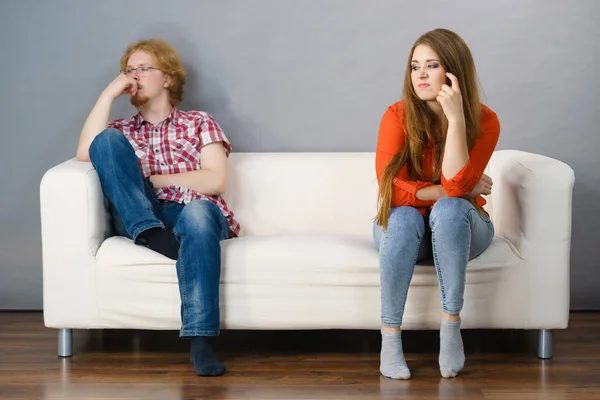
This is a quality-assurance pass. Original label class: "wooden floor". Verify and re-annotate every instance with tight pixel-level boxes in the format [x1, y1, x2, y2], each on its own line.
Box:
[0, 313, 599, 399]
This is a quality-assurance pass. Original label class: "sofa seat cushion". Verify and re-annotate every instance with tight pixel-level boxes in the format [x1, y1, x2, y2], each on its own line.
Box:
[95, 234, 521, 287]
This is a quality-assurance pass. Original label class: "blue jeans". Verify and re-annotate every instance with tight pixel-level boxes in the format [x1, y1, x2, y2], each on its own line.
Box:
[89, 128, 229, 337]
[374, 197, 495, 327]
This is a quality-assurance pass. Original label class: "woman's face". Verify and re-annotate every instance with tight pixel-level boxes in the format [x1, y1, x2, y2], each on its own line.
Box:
[410, 44, 447, 101]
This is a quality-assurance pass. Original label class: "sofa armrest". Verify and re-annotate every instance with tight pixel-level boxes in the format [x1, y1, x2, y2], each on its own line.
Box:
[40, 158, 111, 260]
[41, 158, 112, 328]
[487, 150, 575, 326]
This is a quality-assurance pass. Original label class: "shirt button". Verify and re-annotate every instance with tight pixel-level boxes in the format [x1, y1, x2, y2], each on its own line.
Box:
[154, 129, 158, 133]
[393, 178, 397, 183]
[154, 149, 159, 153]
[161, 162, 165, 166]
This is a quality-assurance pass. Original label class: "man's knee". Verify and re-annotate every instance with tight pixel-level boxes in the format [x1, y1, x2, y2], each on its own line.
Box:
[89, 128, 128, 160]
[178, 201, 219, 233]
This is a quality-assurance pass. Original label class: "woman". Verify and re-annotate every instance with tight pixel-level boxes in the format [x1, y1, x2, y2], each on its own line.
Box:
[374, 28, 500, 379]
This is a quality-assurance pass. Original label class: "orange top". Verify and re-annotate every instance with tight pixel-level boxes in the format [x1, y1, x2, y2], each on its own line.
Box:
[375, 100, 500, 214]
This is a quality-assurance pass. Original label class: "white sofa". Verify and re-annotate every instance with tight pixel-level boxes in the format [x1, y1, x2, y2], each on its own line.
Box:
[40, 150, 575, 359]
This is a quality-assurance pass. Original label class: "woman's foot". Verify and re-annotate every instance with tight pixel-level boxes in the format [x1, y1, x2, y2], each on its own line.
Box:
[380, 329, 411, 379]
[439, 319, 465, 378]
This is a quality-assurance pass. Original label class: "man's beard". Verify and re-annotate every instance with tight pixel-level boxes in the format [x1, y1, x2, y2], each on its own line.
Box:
[130, 93, 150, 108]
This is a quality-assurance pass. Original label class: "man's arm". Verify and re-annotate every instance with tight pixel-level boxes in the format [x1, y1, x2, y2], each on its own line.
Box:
[76, 74, 138, 161]
[149, 142, 228, 196]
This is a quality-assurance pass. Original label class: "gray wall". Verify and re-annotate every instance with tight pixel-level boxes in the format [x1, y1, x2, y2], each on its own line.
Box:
[1, 0, 598, 310]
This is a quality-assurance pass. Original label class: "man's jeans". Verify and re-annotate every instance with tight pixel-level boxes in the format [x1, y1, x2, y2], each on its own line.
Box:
[374, 198, 495, 327]
[89, 128, 229, 337]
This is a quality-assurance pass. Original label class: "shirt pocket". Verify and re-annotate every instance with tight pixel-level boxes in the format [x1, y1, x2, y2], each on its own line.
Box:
[169, 138, 198, 165]
[131, 138, 149, 160]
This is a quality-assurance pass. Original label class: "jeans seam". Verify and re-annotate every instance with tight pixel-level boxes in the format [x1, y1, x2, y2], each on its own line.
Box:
[175, 227, 188, 332]
[431, 232, 447, 310]
[180, 329, 219, 337]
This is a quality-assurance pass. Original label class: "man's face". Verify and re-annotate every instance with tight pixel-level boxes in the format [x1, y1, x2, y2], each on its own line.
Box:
[125, 51, 169, 107]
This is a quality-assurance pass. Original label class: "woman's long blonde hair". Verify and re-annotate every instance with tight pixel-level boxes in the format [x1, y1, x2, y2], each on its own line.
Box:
[376, 29, 483, 229]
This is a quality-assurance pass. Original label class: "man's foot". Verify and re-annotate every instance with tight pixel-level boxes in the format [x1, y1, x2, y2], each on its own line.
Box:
[380, 330, 411, 379]
[137, 227, 179, 260]
[190, 337, 226, 377]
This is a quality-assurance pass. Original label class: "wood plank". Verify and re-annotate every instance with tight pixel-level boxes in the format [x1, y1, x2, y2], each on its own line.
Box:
[0, 312, 598, 399]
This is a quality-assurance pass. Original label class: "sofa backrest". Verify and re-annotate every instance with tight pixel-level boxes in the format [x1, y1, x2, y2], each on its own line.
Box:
[223, 152, 378, 237]
[223, 152, 494, 237]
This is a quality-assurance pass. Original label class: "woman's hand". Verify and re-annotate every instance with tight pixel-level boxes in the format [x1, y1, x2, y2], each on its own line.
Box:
[470, 174, 493, 197]
[436, 73, 464, 124]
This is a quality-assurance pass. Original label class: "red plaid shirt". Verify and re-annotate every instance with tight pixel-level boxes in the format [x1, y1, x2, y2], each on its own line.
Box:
[108, 107, 240, 237]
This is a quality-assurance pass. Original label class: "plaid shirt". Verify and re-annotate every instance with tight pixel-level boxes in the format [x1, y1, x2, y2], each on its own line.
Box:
[108, 107, 240, 237]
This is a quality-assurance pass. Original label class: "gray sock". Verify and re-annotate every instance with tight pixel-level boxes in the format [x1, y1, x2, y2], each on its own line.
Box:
[380, 330, 411, 380]
[439, 319, 465, 378]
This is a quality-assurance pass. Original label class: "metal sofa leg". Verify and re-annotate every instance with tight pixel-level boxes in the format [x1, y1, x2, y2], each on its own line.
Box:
[58, 328, 73, 357]
[538, 329, 552, 359]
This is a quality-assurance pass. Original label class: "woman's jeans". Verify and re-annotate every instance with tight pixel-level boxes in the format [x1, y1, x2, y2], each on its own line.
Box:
[374, 197, 494, 327]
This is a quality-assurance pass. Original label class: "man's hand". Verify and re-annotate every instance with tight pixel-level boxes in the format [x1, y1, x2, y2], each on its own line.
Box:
[102, 73, 139, 100]
[148, 174, 167, 189]
[470, 174, 493, 197]
[76, 73, 140, 161]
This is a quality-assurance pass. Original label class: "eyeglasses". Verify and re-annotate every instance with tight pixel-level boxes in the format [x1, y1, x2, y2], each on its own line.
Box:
[120, 66, 161, 77]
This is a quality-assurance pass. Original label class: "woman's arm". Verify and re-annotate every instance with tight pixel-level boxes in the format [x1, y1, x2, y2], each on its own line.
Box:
[376, 104, 436, 208]
[416, 185, 447, 201]
[437, 73, 470, 179]
[436, 73, 501, 197]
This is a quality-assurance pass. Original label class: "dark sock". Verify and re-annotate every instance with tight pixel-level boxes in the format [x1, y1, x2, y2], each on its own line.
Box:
[190, 337, 226, 377]
[137, 227, 179, 260]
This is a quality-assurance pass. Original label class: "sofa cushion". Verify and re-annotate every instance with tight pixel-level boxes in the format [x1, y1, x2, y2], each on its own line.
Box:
[95, 234, 521, 287]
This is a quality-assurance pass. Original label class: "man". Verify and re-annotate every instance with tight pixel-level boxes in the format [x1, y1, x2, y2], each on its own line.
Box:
[76, 39, 239, 377]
